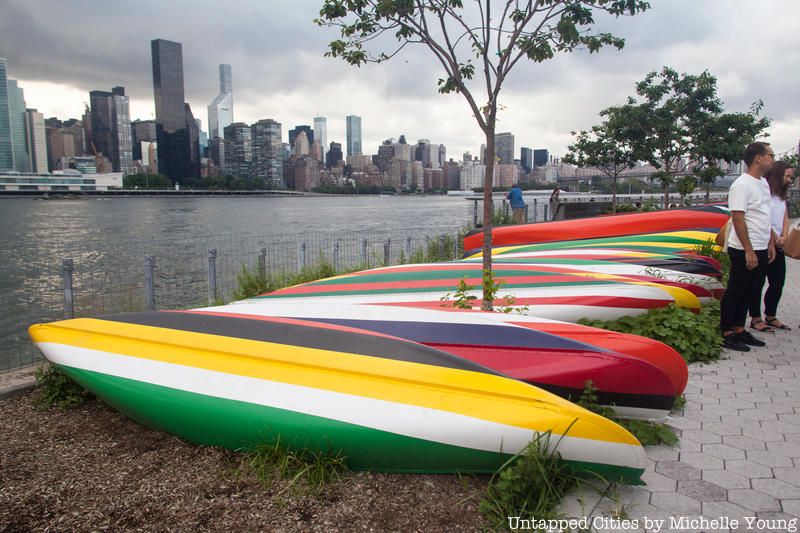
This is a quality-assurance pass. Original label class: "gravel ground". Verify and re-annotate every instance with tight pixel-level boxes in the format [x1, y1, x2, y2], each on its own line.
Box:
[0, 391, 488, 532]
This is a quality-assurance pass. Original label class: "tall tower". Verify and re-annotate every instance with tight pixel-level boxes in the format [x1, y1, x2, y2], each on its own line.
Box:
[313, 116, 327, 161]
[346, 115, 362, 157]
[208, 64, 233, 141]
[0, 58, 12, 170]
[252, 119, 284, 189]
[151, 38, 196, 183]
[7, 79, 29, 172]
[24, 109, 48, 173]
[495, 132, 515, 165]
[90, 87, 134, 175]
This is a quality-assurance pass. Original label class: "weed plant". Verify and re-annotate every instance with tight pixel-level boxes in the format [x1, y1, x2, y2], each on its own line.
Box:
[694, 238, 730, 285]
[34, 364, 92, 409]
[579, 302, 722, 364]
[479, 429, 581, 530]
[241, 438, 347, 497]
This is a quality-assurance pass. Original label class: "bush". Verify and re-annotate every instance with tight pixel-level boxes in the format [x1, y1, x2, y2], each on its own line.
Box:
[579, 302, 722, 364]
[34, 364, 91, 409]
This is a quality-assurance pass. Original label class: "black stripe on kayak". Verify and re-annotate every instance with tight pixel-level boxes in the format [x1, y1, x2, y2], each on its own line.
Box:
[633, 259, 721, 276]
[99, 311, 505, 376]
[305, 317, 606, 352]
[535, 383, 675, 412]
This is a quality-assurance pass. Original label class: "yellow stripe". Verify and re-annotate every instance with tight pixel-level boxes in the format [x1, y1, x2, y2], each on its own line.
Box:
[556, 272, 700, 309]
[30, 319, 637, 446]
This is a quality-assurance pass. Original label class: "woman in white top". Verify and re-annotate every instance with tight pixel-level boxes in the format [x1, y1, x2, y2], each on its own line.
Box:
[750, 160, 795, 331]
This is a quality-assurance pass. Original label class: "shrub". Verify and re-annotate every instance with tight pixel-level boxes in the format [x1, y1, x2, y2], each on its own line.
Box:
[34, 364, 91, 409]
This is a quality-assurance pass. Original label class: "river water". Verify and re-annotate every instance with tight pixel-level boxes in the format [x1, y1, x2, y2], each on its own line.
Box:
[0, 195, 480, 371]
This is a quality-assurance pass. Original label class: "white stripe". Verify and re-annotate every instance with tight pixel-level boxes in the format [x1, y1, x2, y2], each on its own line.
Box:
[37, 342, 645, 470]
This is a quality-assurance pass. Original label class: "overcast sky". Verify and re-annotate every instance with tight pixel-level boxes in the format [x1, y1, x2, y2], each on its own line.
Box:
[2, 0, 799, 160]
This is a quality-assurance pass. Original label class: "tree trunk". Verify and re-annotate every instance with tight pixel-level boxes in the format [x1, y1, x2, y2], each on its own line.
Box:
[482, 130, 495, 311]
[663, 185, 669, 210]
[612, 175, 617, 214]
[705, 182, 711, 202]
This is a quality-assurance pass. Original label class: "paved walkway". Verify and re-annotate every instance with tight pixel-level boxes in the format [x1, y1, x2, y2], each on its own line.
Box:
[560, 257, 800, 531]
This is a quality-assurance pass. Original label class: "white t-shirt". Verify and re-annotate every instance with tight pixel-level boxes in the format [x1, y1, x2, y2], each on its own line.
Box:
[727, 173, 771, 251]
[770, 195, 787, 236]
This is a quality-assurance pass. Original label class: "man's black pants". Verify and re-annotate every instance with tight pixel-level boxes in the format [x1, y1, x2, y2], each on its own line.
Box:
[720, 248, 769, 333]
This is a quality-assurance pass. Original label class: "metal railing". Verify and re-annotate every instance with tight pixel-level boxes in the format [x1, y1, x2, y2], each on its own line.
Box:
[0, 225, 466, 373]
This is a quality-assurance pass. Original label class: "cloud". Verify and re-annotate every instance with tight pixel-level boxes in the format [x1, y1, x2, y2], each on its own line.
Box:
[2, 0, 798, 159]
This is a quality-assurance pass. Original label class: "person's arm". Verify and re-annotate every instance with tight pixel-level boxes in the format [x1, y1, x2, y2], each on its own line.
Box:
[779, 204, 790, 246]
[731, 211, 758, 269]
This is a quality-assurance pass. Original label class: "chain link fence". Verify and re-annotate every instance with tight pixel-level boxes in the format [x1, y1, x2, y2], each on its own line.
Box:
[0, 225, 468, 373]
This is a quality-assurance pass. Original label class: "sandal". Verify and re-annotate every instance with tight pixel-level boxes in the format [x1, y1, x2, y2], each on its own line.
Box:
[750, 318, 774, 333]
[765, 317, 792, 331]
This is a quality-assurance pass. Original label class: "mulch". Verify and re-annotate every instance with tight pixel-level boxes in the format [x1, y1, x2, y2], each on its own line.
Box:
[0, 391, 488, 532]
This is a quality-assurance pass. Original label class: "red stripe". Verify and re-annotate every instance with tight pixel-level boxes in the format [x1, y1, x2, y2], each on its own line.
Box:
[388, 294, 672, 309]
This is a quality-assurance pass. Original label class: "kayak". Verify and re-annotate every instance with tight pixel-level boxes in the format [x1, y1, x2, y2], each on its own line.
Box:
[463, 206, 729, 253]
[197, 302, 676, 421]
[29, 313, 647, 482]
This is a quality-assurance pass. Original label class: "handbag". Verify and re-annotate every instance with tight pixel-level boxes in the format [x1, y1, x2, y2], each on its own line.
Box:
[784, 220, 800, 259]
[715, 219, 731, 252]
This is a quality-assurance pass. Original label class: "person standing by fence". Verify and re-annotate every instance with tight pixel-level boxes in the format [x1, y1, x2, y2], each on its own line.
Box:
[506, 183, 526, 224]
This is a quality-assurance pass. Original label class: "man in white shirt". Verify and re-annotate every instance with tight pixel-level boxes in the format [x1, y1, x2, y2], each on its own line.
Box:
[720, 142, 776, 351]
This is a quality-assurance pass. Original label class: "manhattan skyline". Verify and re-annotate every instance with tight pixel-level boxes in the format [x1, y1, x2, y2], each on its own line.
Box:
[1, 0, 799, 159]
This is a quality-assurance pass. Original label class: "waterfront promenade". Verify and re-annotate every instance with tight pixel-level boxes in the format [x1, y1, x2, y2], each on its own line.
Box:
[559, 258, 800, 530]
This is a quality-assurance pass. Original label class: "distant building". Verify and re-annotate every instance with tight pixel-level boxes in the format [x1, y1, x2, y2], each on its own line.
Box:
[24, 109, 48, 173]
[151, 38, 197, 183]
[7, 78, 30, 172]
[293, 130, 310, 157]
[207, 64, 233, 140]
[132, 120, 157, 160]
[495, 132, 514, 165]
[461, 162, 485, 191]
[313, 116, 327, 161]
[326, 141, 343, 169]
[0, 59, 13, 170]
[0, 170, 122, 191]
[46, 119, 85, 171]
[520, 147, 533, 172]
[495, 164, 519, 188]
[223, 122, 252, 178]
[346, 115, 362, 157]
[89, 87, 134, 175]
[292, 155, 320, 191]
[533, 148, 549, 168]
[251, 118, 284, 189]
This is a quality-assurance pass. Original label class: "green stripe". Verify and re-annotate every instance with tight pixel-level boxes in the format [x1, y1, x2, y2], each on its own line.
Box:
[311, 268, 555, 286]
[500, 243, 694, 254]
[257, 280, 622, 299]
[60, 365, 643, 483]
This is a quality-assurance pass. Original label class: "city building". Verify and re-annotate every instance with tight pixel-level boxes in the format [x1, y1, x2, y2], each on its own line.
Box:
[495, 163, 519, 188]
[0, 58, 12, 170]
[46, 119, 85, 171]
[89, 87, 133, 175]
[313, 116, 327, 161]
[461, 162, 485, 191]
[222, 122, 252, 179]
[288, 125, 313, 150]
[132, 120, 157, 160]
[0, 170, 122, 191]
[326, 141, 343, 169]
[346, 115, 362, 157]
[520, 147, 533, 172]
[533, 148, 549, 168]
[7, 79, 29, 172]
[292, 155, 320, 191]
[292, 130, 310, 157]
[207, 64, 233, 140]
[251, 118, 284, 189]
[495, 132, 515, 165]
[24, 109, 48, 173]
[151, 38, 197, 183]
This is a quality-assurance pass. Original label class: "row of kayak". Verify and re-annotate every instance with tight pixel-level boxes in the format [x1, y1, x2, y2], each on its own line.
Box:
[30, 206, 730, 484]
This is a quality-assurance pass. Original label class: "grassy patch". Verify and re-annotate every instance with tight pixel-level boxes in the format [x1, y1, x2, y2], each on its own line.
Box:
[34, 364, 92, 409]
[240, 438, 348, 498]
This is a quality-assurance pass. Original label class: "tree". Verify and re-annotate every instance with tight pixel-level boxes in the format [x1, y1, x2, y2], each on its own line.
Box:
[609, 67, 769, 208]
[317, 0, 649, 309]
[676, 174, 697, 205]
[123, 173, 172, 190]
[563, 110, 637, 213]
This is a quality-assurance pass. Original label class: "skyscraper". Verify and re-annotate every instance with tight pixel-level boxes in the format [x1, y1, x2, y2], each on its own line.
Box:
[533, 149, 549, 168]
[288, 125, 313, 148]
[223, 122, 252, 179]
[252, 119, 284, 189]
[151, 38, 197, 183]
[326, 142, 343, 169]
[495, 132, 515, 165]
[521, 147, 533, 172]
[24, 109, 48, 173]
[90, 87, 134, 175]
[346, 115, 362, 157]
[0, 58, 12, 170]
[208, 64, 233, 140]
[7, 79, 29, 172]
[313, 116, 327, 161]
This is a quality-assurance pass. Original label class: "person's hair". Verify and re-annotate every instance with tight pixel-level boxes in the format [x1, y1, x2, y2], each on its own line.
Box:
[743, 141, 771, 167]
[766, 160, 792, 200]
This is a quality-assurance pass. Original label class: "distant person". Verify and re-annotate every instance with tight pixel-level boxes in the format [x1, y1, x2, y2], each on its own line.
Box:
[720, 142, 776, 351]
[549, 187, 562, 220]
[748, 160, 794, 332]
[506, 183, 526, 224]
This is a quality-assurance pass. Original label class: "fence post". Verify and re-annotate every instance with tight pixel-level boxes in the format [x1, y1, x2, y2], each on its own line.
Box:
[384, 238, 391, 265]
[362, 239, 368, 266]
[533, 198, 538, 222]
[258, 247, 267, 280]
[207, 249, 218, 305]
[298, 242, 307, 269]
[524, 204, 529, 223]
[61, 258, 74, 319]
[333, 241, 340, 272]
[453, 233, 459, 259]
[544, 204, 549, 221]
[144, 255, 156, 311]
[473, 199, 479, 227]
[405, 236, 412, 261]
